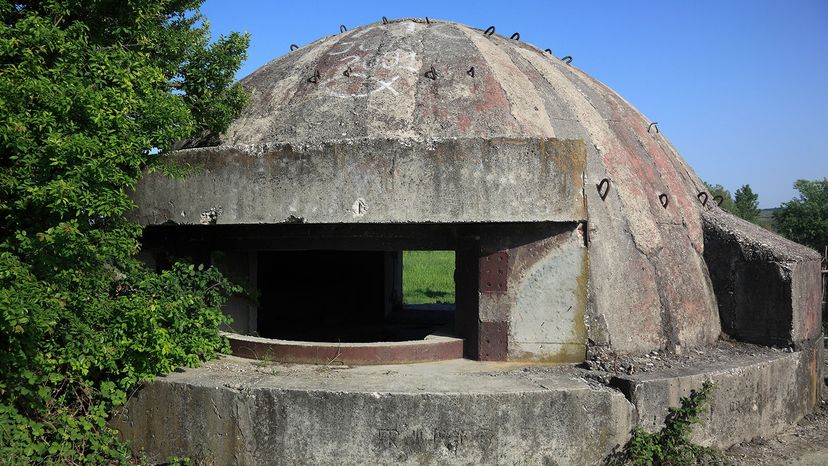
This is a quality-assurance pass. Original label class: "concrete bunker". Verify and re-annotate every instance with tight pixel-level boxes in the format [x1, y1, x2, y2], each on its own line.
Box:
[120, 18, 823, 464]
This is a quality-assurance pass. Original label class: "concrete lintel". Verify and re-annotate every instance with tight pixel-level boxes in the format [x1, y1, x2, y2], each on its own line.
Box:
[129, 137, 587, 226]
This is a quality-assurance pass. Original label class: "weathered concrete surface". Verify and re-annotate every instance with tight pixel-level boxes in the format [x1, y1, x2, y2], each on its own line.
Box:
[115, 344, 824, 464]
[112, 357, 633, 465]
[611, 343, 824, 449]
[703, 209, 823, 348]
[474, 224, 589, 362]
[132, 19, 727, 355]
[131, 138, 586, 226]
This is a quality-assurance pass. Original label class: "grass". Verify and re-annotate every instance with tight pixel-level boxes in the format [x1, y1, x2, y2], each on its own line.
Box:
[402, 250, 455, 304]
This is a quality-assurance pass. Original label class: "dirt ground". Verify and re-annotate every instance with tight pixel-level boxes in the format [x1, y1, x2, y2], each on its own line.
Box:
[725, 355, 828, 466]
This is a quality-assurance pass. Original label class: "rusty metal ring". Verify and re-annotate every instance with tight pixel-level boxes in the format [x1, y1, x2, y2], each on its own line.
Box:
[697, 192, 709, 206]
[659, 194, 669, 208]
[424, 65, 437, 80]
[545, 48, 553, 54]
[484, 26, 496, 36]
[467, 66, 475, 77]
[597, 178, 610, 201]
[290, 44, 299, 51]
[510, 32, 520, 40]
[561, 56, 573, 64]
[714, 195, 724, 207]
[343, 66, 352, 77]
[340, 25, 347, 33]
[648, 122, 659, 133]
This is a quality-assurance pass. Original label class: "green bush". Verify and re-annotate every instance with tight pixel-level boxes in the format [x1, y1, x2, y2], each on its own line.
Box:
[0, 1, 248, 463]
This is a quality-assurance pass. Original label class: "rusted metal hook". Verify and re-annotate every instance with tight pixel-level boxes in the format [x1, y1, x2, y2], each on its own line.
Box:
[510, 32, 520, 40]
[467, 66, 475, 77]
[597, 178, 610, 201]
[343, 66, 352, 77]
[424, 65, 437, 80]
[425, 17, 430, 25]
[561, 56, 573, 64]
[340, 25, 347, 33]
[382, 16, 389, 25]
[648, 122, 659, 133]
[545, 48, 553, 54]
[659, 194, 669, 208]
[308, 69, 321, 84]
[290, 44, 299, 51]
[714, 195, 724, 207]
[484, 26, 496, 36]
[697, 192, 709, 206]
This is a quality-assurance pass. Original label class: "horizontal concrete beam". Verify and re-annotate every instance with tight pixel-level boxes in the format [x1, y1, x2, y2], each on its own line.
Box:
[129, 138, 586, 226]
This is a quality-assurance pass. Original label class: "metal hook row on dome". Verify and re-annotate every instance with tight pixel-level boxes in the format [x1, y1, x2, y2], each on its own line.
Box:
[598, 179, 723, 211]
[305, 63, 483, 83]
[482, 26, 520, 41]
[292, 23, 572, 66]
[697, 192, 725, 207]
[482, 26, 572, 65]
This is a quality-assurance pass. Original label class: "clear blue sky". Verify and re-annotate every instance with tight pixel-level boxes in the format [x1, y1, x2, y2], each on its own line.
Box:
[201, 0, 827, 208]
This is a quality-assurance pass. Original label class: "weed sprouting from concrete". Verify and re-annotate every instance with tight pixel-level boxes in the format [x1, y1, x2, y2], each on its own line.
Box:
[608, 381, 730, 465]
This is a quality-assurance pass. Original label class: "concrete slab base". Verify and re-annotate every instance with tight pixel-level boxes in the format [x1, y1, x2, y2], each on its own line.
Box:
[113, 344, 821, 465]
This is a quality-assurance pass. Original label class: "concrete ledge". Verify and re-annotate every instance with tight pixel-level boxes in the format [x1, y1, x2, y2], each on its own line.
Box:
[225, 332, 464, 365]
[114, 344, 821, 464]
[112, 357, 632, 465]
[611, 347, 818, 449]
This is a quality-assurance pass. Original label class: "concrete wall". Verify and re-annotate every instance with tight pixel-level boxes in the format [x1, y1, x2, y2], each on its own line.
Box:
[210, 251, 257, 335]
[130, 138, 586, 226]
[111, 357, 635, 466]
[703, 209, 823, 349]
[611, 344, 823, 449]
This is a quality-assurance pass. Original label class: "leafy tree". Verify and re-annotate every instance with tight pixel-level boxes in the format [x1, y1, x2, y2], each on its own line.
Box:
[733, 184, 760, 223]
[0, 1, 248, 463]
[703, 182, 735, 212]
[774, 179, 828, 253]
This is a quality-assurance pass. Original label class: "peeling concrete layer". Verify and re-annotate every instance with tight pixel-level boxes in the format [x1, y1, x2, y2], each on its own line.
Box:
[703, 209, 823, 347]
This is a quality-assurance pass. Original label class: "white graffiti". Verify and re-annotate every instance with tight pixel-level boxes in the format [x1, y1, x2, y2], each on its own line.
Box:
[375, 76, 400, 96]
[322, 46, 419, 99]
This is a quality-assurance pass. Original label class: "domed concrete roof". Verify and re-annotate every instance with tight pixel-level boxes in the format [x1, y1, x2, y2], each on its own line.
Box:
[135, 18, 723, 354]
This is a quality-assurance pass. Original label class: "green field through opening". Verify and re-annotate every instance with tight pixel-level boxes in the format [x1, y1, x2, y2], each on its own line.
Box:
[402, 250, 456, 305]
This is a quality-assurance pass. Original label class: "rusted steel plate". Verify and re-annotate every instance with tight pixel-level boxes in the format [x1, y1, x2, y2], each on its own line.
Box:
[478, 321, 508, 361]
[480, 251, 509, 294]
